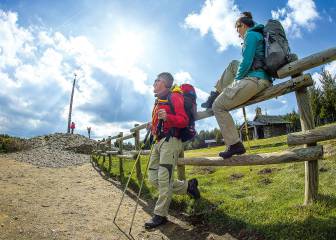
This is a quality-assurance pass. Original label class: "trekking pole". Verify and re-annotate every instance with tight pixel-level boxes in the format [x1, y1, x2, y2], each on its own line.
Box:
[129, 137, 154, 235]
[242, 107, 251, 152]
[113, 129, 151, 223]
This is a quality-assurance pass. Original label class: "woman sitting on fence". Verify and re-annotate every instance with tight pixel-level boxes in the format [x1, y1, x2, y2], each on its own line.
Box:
[202, 12, 272, 158]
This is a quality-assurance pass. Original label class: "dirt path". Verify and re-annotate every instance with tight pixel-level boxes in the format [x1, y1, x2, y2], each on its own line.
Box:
[0, 157, 234, 240]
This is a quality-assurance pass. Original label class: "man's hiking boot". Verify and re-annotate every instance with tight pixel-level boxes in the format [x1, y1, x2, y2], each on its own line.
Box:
[219, 141, 246, 159]
[144, 214, 167, 229]
[201, 91, 219, 109]
[187, 178, 200, 199]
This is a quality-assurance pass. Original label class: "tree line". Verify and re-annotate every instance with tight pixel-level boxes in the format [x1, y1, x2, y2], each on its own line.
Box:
[309, 69, 336, 126]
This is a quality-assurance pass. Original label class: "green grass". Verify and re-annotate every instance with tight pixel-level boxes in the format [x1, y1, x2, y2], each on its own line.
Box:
[92, 123, 336, 239]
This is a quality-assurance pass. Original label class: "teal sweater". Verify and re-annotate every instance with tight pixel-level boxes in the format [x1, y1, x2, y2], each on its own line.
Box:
[235, 24, 271, 81]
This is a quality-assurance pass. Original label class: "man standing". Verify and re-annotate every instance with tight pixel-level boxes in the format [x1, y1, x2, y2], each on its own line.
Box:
[87, 126, 91, 139]
[145, 72, 200, 229]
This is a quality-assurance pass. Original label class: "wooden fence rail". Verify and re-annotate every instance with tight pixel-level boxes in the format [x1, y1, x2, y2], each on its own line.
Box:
[287, 125, 336, 146]
[177, 145, 323, 166]
[92, 47, 336, 205]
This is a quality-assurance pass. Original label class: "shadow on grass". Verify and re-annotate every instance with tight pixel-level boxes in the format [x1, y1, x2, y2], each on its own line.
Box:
[90, 155, 336, 240]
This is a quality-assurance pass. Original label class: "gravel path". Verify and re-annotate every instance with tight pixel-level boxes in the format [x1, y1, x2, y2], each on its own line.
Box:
[0, 157, 238, 240]
[0, 133, 237, 240]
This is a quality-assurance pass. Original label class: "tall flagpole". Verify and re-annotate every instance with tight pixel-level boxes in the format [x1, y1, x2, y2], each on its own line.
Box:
[67, 73, 77, 133]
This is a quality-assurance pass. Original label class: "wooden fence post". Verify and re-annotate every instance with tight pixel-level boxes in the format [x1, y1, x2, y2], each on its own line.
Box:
[177, 150, 186, 180]
[295, 86, 318, 205]
[118, 132, 124, 181]
[107, 136, 112, 176]
[134, 124, 143, 182]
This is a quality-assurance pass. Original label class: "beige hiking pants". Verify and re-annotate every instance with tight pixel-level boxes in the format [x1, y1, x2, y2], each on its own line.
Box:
[212, 60, 271, 146]
[148, 137, 188, 217]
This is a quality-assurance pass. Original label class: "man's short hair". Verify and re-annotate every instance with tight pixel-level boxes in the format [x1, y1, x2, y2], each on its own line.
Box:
[157, 72, 174, 88]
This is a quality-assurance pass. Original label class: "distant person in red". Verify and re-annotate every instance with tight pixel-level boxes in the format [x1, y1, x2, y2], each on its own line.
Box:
[70, 122, 76, 134]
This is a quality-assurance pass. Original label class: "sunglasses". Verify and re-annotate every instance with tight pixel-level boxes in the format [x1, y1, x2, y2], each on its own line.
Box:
[154, 78, 163, 84]
[236, 24, 243, 29]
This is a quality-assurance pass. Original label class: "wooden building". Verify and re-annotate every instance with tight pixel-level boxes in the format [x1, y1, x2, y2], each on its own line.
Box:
[239, 107, 291, 140]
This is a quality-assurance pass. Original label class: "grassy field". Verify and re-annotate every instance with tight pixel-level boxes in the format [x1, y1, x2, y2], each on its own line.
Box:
[94, 124, 336, 240]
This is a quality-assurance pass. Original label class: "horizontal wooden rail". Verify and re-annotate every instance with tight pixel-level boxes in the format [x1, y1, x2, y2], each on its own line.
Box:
[115, 133, 135, 142]
[129, 150, 152, 155]
[110, 134, 122, 140]
[130, 123, 147, 133]
[95, 150, 151, 157]
[196, 73, 313, 120]
[116, 154, 134, 159]
[105, 151, 119, 155]
[277, 47, 336, 79]
[177, 145, 323, 166]
[288, 125, 336, 146]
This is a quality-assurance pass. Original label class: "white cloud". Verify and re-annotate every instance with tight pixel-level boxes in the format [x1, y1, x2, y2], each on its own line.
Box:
[231, 107, 255, 125]
[312, 72, 322, 88]
[174, 71, 193, 85]
[271, 0, 319, 38]
[312, 61, 336, 88]
[325, 61, 336, 76]
[0, 9, 153, 138]
[0, 10, 34, 68]
[184, 0, 240, 51]
[173, 70, 211, 104]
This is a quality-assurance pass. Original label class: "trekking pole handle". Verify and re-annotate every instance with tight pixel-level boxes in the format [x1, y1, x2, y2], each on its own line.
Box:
[157, 119, 163, 134]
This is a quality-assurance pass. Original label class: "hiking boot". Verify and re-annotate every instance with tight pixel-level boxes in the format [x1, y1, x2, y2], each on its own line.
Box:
[187, 178, 200, 199]
[219, 141, 246, 159]
[144, 215, 167, 229]
[201, 91, 219, 109]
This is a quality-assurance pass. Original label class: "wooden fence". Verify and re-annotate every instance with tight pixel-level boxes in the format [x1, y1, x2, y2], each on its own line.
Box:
[91, 47, 336, 205]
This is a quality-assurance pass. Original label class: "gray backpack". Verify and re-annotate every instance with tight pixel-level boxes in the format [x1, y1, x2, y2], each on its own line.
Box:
[263, 19, 292, 77]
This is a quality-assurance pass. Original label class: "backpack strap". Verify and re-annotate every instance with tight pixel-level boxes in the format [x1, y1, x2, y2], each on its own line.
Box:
[167, 93, 175, 114]
[165, 92, 177, 141]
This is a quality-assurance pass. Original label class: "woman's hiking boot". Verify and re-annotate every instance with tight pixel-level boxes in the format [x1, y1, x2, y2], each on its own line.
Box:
[201, 91, 219, 109]
[219, 141, 246, 159]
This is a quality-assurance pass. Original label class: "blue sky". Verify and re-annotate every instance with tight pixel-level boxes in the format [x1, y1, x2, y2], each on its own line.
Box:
[0, 0, 335, 139]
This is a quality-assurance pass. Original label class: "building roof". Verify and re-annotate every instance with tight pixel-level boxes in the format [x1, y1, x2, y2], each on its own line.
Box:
[253, 115, 291, 124]
[239, 115, 290, 130]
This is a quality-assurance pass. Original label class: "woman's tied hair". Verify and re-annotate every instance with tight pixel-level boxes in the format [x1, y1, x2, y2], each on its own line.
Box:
[236, 11, 254, 28]
[157, 72, 174, 88]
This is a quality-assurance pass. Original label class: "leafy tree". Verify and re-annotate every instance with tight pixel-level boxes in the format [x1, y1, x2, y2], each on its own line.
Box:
[319, 69, 336, 123]
[283, 110, 301, 132]
[215, 130, 223, 144]
[309, 82, 322, 126]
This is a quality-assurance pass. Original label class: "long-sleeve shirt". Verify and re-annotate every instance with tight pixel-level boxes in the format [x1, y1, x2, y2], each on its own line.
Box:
[235, 24, 271, 81]
[151, 92, 189, 140]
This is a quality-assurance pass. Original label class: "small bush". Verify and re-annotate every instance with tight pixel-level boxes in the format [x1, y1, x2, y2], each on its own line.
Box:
[0, 134, 28, 153]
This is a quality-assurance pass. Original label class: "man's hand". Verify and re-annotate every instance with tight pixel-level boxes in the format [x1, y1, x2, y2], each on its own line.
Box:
[157, 109, 167, 121]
